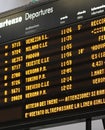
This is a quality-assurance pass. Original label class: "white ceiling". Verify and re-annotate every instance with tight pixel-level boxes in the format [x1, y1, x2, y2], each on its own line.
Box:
[0, 0, 30, 13]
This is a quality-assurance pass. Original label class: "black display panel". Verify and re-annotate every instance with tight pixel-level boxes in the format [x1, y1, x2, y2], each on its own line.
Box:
[0, 0, 105, 129]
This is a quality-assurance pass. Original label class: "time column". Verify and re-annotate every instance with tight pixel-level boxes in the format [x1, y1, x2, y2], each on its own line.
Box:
[60, 27, 73, 92]
[3, 41, 23, 104]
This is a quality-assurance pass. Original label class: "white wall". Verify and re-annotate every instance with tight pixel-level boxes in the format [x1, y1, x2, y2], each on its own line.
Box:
[0, 0, 104, 130]
[42, 120, 104, 130]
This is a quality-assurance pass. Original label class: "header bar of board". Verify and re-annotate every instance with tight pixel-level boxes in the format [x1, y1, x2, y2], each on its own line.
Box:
[0, 0, 105, 43]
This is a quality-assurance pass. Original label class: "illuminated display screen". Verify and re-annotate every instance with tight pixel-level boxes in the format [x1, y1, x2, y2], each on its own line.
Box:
[0, 0, 105, 129]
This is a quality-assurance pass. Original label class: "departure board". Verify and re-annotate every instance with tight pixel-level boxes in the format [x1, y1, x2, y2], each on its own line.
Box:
[0, 0, 105, 129]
